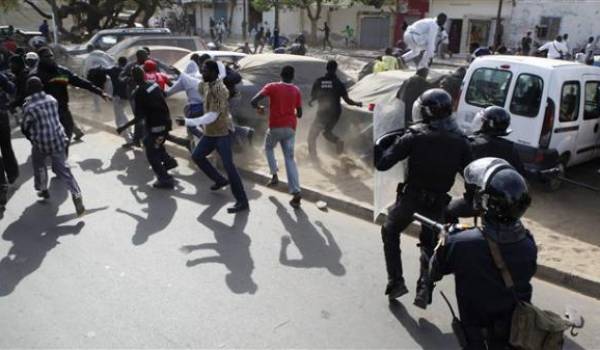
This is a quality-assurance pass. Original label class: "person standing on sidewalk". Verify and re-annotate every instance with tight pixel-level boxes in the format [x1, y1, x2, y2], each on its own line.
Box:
[308, 60, 362, 161]
[176, 60, 249, 214]
[251, 65, 303, 208]
[254, 26, 265, 54]
[117, 67, 177, 189]
[320, 22, 333, 50]
[0, 71, 16, 210]
[21, 77, 85, 216]
[35, 47, 109, 147]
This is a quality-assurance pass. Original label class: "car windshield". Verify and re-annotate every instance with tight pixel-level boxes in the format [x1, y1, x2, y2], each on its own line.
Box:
[466, 68, 512, 108]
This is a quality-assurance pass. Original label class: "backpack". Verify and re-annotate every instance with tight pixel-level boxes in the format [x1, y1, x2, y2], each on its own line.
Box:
[485, 236, 570, 350]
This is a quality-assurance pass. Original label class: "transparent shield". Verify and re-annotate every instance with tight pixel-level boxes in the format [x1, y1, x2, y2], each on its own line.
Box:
[374, 97, 407, 221]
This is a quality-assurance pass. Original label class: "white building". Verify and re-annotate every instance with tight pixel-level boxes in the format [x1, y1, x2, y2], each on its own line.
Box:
[430, 0, 600, 54]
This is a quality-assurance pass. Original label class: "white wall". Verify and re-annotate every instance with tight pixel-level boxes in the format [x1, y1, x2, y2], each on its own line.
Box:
[507, 0, 600, 52]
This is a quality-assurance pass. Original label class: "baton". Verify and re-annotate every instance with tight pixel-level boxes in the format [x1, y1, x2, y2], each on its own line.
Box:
[413, 213, 446, 233]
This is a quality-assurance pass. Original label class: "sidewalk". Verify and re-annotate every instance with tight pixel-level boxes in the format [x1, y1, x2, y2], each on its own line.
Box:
[70, 92, 600, 300]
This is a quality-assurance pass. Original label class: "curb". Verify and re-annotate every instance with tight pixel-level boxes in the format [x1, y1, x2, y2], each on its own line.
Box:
[76, 115, 600, 300]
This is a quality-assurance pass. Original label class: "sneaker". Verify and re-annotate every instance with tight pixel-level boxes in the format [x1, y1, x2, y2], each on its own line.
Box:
[163, 157, 178, 171]
[152, 180, 175, 189]
[266, 174, 279, 187]
[210, 181, 229, 191]
[290, 192, 301, 208]
[227, 201, 249, 214]
[72, 195, 85, 217]
[385, 280, 409, 300]
[37, 190, 50, 200]
[73, 129, 84, 142]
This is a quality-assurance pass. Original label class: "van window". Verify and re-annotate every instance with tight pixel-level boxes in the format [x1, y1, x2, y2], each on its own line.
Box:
[465, 68, 512, 108]
[510, 74, 543, 117]
[559, 81, 580, 122]
[584, 82, 600, 120]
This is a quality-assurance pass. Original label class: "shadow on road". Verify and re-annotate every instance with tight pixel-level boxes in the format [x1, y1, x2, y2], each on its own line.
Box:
[182, 200, 257, 295]
[0, 179, 106, 296]
[388, 300, 458, 349]
[269, 196, 345, 276]
[116, 186, 178, 246]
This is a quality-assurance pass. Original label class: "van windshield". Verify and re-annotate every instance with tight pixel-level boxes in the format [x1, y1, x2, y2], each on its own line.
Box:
[465, 68, 512, 108]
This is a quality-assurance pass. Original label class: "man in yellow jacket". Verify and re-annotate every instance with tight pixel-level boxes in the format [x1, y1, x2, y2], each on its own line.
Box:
[373, 48, 399, 73]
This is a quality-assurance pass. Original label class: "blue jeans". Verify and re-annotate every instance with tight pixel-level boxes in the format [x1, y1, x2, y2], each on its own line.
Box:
[192, 133, 248, 204]
[185, 103, 205, 139]
[143, 132, 174, 184]
[32, 148, 81, 196]
[265, 128, 300, 194]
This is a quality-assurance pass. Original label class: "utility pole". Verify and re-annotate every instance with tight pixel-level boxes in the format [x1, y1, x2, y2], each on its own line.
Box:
[274, 0, 280, 31]
[494, 0, 503, 49]
[242, 0, 248, 40]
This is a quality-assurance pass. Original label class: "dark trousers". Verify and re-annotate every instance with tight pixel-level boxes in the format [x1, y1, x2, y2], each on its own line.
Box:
[323, 36, 333, 50]
[381, 188, 447, 285]
[143, 132, 174, 184]
[307, 110, 341, 157]
[463, 321, 511, 350]
[191, 133, 248, 204]
[0, 111, 18, 183]
[57, 107, 84, 142]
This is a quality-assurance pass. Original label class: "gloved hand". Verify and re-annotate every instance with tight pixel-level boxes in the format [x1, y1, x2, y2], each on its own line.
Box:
[374, 129, 405, 168]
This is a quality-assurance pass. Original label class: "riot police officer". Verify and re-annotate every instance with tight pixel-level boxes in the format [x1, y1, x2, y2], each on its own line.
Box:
[446, 106, 525, 223]
[374, 88, 472, 306]
[430, 158, 538, 349]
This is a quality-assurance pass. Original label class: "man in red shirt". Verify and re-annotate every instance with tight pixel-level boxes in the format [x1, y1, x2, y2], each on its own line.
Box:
[251, 65, 303, 208]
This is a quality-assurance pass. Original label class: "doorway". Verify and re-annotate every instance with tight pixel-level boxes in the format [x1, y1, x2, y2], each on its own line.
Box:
[448, 19, 462, 53]
[468, 19, 491, 49]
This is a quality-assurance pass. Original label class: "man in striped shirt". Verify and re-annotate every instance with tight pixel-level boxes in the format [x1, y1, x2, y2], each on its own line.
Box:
[21, 77, 85, 216]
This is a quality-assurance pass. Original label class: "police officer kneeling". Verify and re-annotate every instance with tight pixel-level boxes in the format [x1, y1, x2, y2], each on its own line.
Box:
[374, 88, 472, 306]
[446, 106, 525, 223]
[430, 158, 538, 350]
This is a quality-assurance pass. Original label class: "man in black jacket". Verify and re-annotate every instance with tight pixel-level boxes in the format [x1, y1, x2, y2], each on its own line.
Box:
[117, 67, 177, 189]
[35, 47, 109, 145]
[374, 89, 472, 307]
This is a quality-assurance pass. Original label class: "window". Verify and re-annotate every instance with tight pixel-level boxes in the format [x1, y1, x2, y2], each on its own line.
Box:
[584, 81, 600, 120]
[537, 16, 561, 40]
[559, 81, 580, 122]
[98, 35, 117, 49]
[510, 74, 544, 117]
[466, 68, 512, 108]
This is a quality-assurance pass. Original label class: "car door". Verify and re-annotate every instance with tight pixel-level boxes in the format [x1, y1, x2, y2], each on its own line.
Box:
[575, 76, 600, 162]
[553, 80, 582, 165]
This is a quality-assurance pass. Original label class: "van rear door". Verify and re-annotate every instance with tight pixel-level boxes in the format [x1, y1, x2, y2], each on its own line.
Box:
[574, 75, 600, 163]
[553, 79, 582, 166]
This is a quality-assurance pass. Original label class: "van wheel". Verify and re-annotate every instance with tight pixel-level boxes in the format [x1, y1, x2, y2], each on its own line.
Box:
[545, 162, 566, 192]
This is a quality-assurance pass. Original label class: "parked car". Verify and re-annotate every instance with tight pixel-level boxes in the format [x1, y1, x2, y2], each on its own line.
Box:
[172, 51, 247, 72]
[0, 25, 44, 48]
[65, 27, 171, 55]
[456, 55, 600, 174]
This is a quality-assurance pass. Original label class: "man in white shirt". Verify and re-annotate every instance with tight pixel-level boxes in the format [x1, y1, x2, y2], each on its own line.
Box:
[401, 13, 447, 69]
[537, 35, 569, 60]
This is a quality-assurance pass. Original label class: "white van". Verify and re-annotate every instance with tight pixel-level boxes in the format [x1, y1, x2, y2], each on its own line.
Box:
[456, 56, 600, 171]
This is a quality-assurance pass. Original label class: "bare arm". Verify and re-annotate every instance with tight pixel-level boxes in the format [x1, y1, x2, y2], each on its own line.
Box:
[250, 91, 266, 108]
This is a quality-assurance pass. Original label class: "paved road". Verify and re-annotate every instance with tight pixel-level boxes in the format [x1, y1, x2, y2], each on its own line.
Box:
[0, 130, 598, 348]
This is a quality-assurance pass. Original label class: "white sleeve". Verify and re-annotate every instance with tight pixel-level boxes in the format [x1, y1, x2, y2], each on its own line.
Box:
[185, 112, 219, 127]
[165, 76, 185, 97]
[538, 42, 550, 51]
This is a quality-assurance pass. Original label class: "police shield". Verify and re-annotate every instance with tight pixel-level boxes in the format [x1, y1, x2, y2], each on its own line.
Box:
[373, 96, 407, 221]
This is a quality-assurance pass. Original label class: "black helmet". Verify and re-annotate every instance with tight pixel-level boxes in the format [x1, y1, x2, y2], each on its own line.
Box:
[413, 88, 453, 123]
[464, 158, 531, 223]
[473, 106, 512, 136]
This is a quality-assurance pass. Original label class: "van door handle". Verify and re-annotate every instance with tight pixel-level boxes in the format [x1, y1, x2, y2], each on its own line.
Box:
[595, 124, 599, 133]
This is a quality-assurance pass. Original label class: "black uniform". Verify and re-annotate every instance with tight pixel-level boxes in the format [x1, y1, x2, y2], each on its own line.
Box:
[308, 73, 349, 157]
[0, 72, 16, 191]
[430, 221, 537, 349]
[396, 75, 431, 124]
[377, 121, 472, 290]
[446, 134, 525, 223]
[131, 81, 174, 184]
[35, 64, 104, 142]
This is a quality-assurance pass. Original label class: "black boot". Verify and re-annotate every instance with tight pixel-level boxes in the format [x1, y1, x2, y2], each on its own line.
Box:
[414, 250, 434, 309]
[381, 226, 407, 300]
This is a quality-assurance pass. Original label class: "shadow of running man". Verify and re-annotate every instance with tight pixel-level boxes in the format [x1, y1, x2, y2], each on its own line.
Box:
[116, 186, 178, 246]
[180, 200, 257, 295]
[269, 196, 345, 276]
[0, 179, 106, 296]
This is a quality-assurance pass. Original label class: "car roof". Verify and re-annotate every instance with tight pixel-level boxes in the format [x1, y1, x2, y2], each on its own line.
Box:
[474, 55, 590, 70]
[95, 27, 171, 35]
[173, 51, 247, 72]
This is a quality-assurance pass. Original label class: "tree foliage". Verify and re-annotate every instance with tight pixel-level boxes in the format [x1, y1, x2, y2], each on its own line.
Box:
[14, 0, 174, 41]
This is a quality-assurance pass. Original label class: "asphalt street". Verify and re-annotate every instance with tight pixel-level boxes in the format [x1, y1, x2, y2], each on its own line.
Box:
[0, 129, 598, 349]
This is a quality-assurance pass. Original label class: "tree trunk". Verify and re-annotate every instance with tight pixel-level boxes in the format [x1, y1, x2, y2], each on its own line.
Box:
[309, 18, 318, 43]
[228, 0, 236, 37]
